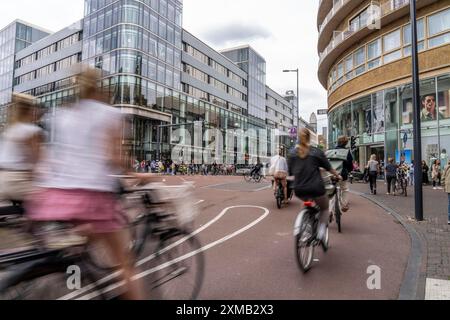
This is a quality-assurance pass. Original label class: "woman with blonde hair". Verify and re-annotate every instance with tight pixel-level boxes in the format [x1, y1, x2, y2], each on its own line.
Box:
[366, 154, 380, 195]
[288, 128, 341, 251]
[27, 67, 144, 299]
[0, 93, 43, 202]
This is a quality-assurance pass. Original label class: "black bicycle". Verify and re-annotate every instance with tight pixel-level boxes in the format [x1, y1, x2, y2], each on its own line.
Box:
[0, 187, 205, 300]
[0, 201, 27, 229]
[294, 200, 330, 273]
[244, 170, 262, 183]
[395, 169, 408, 197]
[274, 179, 294, 209]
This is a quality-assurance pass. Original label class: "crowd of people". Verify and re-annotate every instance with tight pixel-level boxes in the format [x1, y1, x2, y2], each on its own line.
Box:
[133, 159, 238, 176]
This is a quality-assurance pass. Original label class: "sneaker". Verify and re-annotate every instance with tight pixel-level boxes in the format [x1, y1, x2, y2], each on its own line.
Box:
[374, 190, 377, 195]
[433, 187, 437, 190]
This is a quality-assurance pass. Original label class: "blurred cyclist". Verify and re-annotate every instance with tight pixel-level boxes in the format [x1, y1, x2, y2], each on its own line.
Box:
[249, 161, 263, 179]
[27, 68, 144, 299]
[288, 128, 341, 249]
[334, 136, 353, 212]
[0, 93, 44, 203]
[269, 148, 289, 204]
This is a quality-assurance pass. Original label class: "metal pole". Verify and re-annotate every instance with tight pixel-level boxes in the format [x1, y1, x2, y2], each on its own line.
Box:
[410, 0, 424, 221]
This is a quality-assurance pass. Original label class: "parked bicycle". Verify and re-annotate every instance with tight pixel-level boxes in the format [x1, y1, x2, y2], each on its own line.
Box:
[394, 167, 408, 197]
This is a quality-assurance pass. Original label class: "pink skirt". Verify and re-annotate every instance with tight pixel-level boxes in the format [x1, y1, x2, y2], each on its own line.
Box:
[27, 189, 126, 233]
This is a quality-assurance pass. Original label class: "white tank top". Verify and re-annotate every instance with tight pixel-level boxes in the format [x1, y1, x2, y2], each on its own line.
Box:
[0, 123, 42, 171]
[36, 99, 122, 192]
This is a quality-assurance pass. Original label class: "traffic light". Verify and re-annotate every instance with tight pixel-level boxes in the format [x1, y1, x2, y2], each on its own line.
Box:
[351, 136, 357, 151]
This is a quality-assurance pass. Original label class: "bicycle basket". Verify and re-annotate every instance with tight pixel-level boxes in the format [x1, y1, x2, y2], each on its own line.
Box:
[321, 171, 336, 197]
[143, 182, 198, 228]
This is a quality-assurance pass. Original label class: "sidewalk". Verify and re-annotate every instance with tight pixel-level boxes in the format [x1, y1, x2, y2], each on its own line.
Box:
[350, 181, 450, 299]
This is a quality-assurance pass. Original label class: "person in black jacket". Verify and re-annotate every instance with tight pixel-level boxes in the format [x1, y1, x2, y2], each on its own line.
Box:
[289, 128, 341, 250]
[335, 136, 353, 212]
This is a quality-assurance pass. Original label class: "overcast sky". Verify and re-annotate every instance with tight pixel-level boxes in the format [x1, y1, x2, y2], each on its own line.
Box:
[1, 0, 327, 131]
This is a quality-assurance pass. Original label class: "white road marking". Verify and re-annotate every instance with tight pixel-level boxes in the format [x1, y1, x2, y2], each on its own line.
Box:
[425, 278, 450, 300]
[194, 200, 205, 205]
[59, 205, 270, 300]
[254, 185, 272, 192]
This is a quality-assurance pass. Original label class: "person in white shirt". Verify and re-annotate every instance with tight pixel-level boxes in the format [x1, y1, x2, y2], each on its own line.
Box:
[28, 68, 144, 299]
[0, 93, 43, 202]
[270, 149, 289, 204]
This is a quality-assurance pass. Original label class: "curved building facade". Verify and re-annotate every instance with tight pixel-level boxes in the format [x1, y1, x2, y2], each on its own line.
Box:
[318, 0, 450, 168]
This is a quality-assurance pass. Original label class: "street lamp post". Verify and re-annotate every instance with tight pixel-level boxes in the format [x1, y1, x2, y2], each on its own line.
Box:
[410, 0, 424, 221]
[283, 68, 300, 123]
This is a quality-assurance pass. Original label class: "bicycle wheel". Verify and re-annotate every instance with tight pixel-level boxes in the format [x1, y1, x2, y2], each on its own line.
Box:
[334, 194, 342, 233]
[295, 212, 315, 273]
[0, 259, 106, 300]
[84, 212, 149, 272]
[151, 230, 204, 300]
[244, 173, 251, 183]
[276, 185, 283, 209]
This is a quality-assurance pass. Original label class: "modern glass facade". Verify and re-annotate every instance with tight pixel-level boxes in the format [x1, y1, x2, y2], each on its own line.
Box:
[83, 0, 183, 162]
[222, 47, 267, 121]
[5, 1, 297, 165]
[0, 21, 49, 129]
[329, 73, 450, 170]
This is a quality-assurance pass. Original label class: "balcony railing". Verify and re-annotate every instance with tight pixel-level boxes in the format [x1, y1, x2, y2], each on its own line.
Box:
[319, 0, 411, 65]
[319, 0, 351, 34]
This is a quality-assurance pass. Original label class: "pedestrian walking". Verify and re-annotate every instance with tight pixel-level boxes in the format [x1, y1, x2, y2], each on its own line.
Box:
[0, 93, 44, 202]
[422, 160, 430, 185]
[432, 159, 442, 190]
[385, 158, 398, 195]
[366, 154, 380, 195]
[444, 160, 450, 225]
[409, 161, 415, 186]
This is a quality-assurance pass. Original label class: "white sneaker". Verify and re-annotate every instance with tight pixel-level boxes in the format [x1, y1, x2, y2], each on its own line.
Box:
[433, 187, 437, 190]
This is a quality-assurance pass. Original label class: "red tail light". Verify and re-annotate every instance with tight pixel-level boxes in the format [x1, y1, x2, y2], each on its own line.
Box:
[304, 201, 314, 207]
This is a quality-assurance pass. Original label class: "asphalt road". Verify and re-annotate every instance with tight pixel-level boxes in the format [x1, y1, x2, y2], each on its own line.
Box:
[0, 175, 411, 300]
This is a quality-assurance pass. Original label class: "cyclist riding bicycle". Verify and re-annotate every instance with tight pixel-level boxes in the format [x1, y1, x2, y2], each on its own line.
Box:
[26, 68, 145, 300]
[249, 161, 263, 179]
[288, 128, 341, 249]
[269, 149, 289, 204]
[333, 136, 353, 212]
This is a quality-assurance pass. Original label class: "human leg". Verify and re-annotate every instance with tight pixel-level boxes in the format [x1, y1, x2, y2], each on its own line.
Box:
[340, 180, 349, 209]
[387, 177, 392, 194]
[92, 231, 144, 300]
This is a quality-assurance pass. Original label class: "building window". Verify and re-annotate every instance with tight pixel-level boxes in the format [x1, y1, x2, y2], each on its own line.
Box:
[428, 8, 450, 37]
[383, 29, 401, 53]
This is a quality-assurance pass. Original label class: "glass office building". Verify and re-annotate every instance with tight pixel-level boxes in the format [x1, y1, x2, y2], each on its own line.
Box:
[329, 74, 450, 170]
[319, 0, 450, 169]
[0, 21, 49, 128]
[83, 0, 184, 162]
[5, 0, 298, 164]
